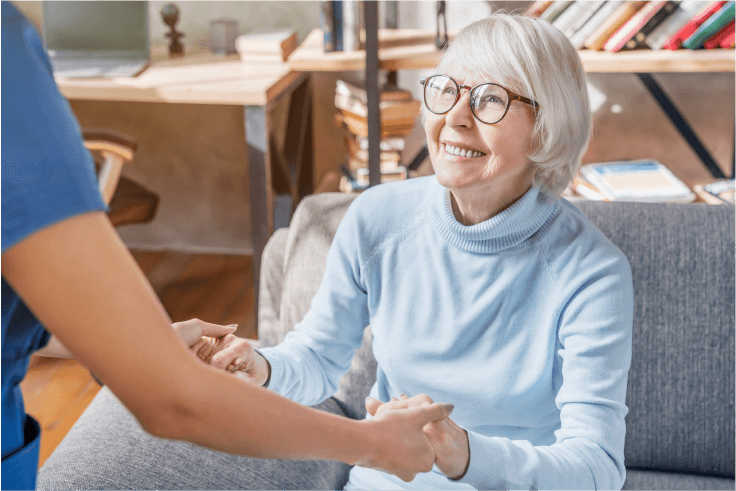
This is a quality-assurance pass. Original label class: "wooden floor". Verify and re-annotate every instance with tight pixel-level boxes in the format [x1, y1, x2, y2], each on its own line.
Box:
[20, 250, 255, 468]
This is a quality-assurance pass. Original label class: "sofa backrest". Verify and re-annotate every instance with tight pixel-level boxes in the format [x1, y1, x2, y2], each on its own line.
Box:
[261, 193, 734, 476]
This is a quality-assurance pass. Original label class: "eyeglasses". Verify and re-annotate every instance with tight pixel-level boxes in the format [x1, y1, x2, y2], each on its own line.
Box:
[420, 75, 539, 125]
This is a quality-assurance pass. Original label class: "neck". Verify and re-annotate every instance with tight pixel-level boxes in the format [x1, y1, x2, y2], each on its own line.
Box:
[449, 178, 533, 226]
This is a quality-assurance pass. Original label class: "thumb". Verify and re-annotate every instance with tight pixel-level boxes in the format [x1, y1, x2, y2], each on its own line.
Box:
[365, 396, 382, 417]
[199, 322, 238, 338]
[411, 402, 454, 427]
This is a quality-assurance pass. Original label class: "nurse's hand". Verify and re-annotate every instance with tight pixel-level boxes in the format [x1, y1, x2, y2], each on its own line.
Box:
[366, 394, 470, 481]
[171, 318, 237, 349]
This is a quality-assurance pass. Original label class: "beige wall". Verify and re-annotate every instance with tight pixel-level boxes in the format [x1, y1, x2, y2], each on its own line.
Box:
[13, 1, 735, 253]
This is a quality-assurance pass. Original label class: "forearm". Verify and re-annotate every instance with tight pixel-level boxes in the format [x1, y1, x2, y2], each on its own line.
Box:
[34, 334, 74, 358]
[163, 358, 373, 464]
[456, 431, 623, 490]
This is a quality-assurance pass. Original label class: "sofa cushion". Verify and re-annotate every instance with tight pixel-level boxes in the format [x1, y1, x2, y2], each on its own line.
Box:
[575, 201, 734, 477]
[623, 469, 735, 489]
[36, 387, 352, 490]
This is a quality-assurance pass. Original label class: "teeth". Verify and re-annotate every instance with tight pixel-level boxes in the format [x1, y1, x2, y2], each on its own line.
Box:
[445, 144, 484, 158]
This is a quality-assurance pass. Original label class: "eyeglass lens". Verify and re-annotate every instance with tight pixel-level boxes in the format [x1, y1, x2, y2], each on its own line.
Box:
[424, 75, 509, 124]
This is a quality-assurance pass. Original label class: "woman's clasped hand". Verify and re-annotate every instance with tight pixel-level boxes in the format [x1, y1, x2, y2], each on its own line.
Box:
[366, 394, 470, 480]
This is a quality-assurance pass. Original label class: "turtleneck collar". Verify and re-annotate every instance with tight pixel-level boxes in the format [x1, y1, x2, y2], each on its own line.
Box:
[429, 176, 559, 254]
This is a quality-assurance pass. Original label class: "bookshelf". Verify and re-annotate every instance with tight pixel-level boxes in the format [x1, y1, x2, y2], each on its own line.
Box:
[290, 28, 735, 73]
[289, 26, 735, 185]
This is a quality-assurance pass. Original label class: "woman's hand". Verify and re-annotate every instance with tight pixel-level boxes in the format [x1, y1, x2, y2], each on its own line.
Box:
[357, 401, 454, 482]
[171, 318, 237, 347]
[366, 394, 470, 480]
[191, 333, 270, 386]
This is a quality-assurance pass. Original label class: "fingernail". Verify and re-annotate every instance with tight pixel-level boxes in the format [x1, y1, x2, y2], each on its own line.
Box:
[227, 324, 238, 328]
[442, 403, 454, 414]
[365, 396, 373, 403]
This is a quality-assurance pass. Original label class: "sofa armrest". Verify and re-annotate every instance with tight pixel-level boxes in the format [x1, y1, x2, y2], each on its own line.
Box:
[258, 227, 288, 348]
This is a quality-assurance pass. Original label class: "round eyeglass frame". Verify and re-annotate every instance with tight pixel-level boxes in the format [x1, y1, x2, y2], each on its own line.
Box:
[420, 74, 539, 125]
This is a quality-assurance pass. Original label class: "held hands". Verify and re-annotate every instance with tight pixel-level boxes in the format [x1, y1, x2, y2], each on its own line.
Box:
[171, 319, 270, 385]
[357, 401, 455, 482]
[366, 394, 471, 481]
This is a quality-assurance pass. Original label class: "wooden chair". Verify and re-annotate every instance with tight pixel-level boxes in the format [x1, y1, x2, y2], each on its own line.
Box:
[82, 130, 159, 227]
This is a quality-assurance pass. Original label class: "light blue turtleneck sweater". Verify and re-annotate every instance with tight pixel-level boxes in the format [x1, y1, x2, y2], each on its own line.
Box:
[260, 175, 633, 490]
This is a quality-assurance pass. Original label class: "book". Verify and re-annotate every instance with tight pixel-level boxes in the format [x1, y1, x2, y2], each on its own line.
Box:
[645, 1, 706, 50]
[719, 29, 735, 46]
[693, 179, 735, 204]
[552, 1, 590, 36]
[562, 1, 608, 39]
[682, 1, 735, 49]
[579, 160, 696, 203]
[335, 79, 413, 104]
[570, 2, 623, 49]
[339, 110, 416, 138]
[334, 93, 421, 121]
[663, 1, 726, 50]
[342, 0, 361, 51]
[235, 29, 297, 58]
[570, 174, 609, 200]
[321, 1, 335, 52]
[539, 1, 574, 23]
[623, 1, 680, 50]
[604, 1, 669, 52]
[332, 0, 343, 51]
[584, 1, 647, 51]
[703, 19, 735, 48]
[356, 135, 405, 152]
[524, 0, 554, 17]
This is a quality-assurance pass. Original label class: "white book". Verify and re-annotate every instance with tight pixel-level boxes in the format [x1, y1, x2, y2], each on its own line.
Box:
[569, 1, 621, 49]
[645, 1, 703, 50]
[539, 0, 574, 22]
[580, 159, 696, 203]
[563, 1, 608, 38]
[342, 0, 361, 52]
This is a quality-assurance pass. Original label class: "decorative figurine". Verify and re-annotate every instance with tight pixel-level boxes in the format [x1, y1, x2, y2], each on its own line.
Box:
[435, 0, 448, 50]
[161, 3, 185, 56]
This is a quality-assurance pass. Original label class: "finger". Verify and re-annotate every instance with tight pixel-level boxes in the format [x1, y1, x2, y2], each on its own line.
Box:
[211, 343, 246, 369]
[399, 394, 408, 400]
[375, 399, 412, 416]
[197, 320, 238, 338]
[198, 338, 217, 362]
[191, 338, 207, 353]
[411, 402, 455, 427]
[365, 396, 382, 417]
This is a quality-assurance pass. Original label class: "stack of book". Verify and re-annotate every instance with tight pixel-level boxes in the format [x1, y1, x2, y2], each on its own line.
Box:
[235, 29, 297, 63]
[693, 179, 735, 204]
[526, 0, 736, 51]
[334, 80, 421, 193]
[565, 159, 697, 203]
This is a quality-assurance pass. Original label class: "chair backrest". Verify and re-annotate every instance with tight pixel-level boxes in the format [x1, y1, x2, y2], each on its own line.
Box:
[82, 129, 137, 205]
[266, 194, 735, 474]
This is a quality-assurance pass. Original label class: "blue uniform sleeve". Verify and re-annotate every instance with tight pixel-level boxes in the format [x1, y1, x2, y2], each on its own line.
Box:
[1, 3, 106, 253]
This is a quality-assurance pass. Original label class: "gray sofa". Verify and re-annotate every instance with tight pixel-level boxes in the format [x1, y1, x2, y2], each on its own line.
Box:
[37, 193, 735, 490]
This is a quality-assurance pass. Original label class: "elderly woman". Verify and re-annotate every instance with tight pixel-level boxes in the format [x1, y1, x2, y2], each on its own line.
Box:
[209, 13, 633, 490]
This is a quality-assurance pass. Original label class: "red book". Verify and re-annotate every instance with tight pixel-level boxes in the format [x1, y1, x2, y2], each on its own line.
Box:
[704, 20, 735, 48]
[719, 30, 735, 47]
[663, 1, 727, 50]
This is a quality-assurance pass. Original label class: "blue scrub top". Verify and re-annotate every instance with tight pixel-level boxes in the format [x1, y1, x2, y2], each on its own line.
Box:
[1, 3, 106, 489]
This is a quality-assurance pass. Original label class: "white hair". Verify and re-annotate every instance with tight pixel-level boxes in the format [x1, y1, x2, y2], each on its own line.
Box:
[436, 13, 591, 197]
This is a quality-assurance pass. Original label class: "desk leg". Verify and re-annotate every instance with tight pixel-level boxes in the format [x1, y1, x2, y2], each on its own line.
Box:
[245, 105, 273, 335]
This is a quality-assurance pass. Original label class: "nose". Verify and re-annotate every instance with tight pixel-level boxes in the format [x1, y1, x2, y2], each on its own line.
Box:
[445, 88, 475, 128]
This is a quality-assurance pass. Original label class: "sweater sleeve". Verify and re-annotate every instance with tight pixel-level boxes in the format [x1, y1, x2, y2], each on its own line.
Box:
[456, 254, 634, 490]
[258, 199, 370, 406]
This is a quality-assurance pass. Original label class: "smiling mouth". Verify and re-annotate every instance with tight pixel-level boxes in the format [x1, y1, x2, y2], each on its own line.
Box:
[444, 144, 486, 159]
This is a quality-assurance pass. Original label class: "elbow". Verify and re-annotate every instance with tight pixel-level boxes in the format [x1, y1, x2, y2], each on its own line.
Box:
[128, 385, 202, 442]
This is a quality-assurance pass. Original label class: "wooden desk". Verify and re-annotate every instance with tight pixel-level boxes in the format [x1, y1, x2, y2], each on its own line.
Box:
[57, 51, 314, 332]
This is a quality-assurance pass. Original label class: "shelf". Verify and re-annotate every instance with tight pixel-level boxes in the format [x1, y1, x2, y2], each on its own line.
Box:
[289, 28, 735, 73]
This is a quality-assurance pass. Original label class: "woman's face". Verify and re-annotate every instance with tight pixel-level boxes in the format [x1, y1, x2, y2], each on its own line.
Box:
[424, 67, 537, 200]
